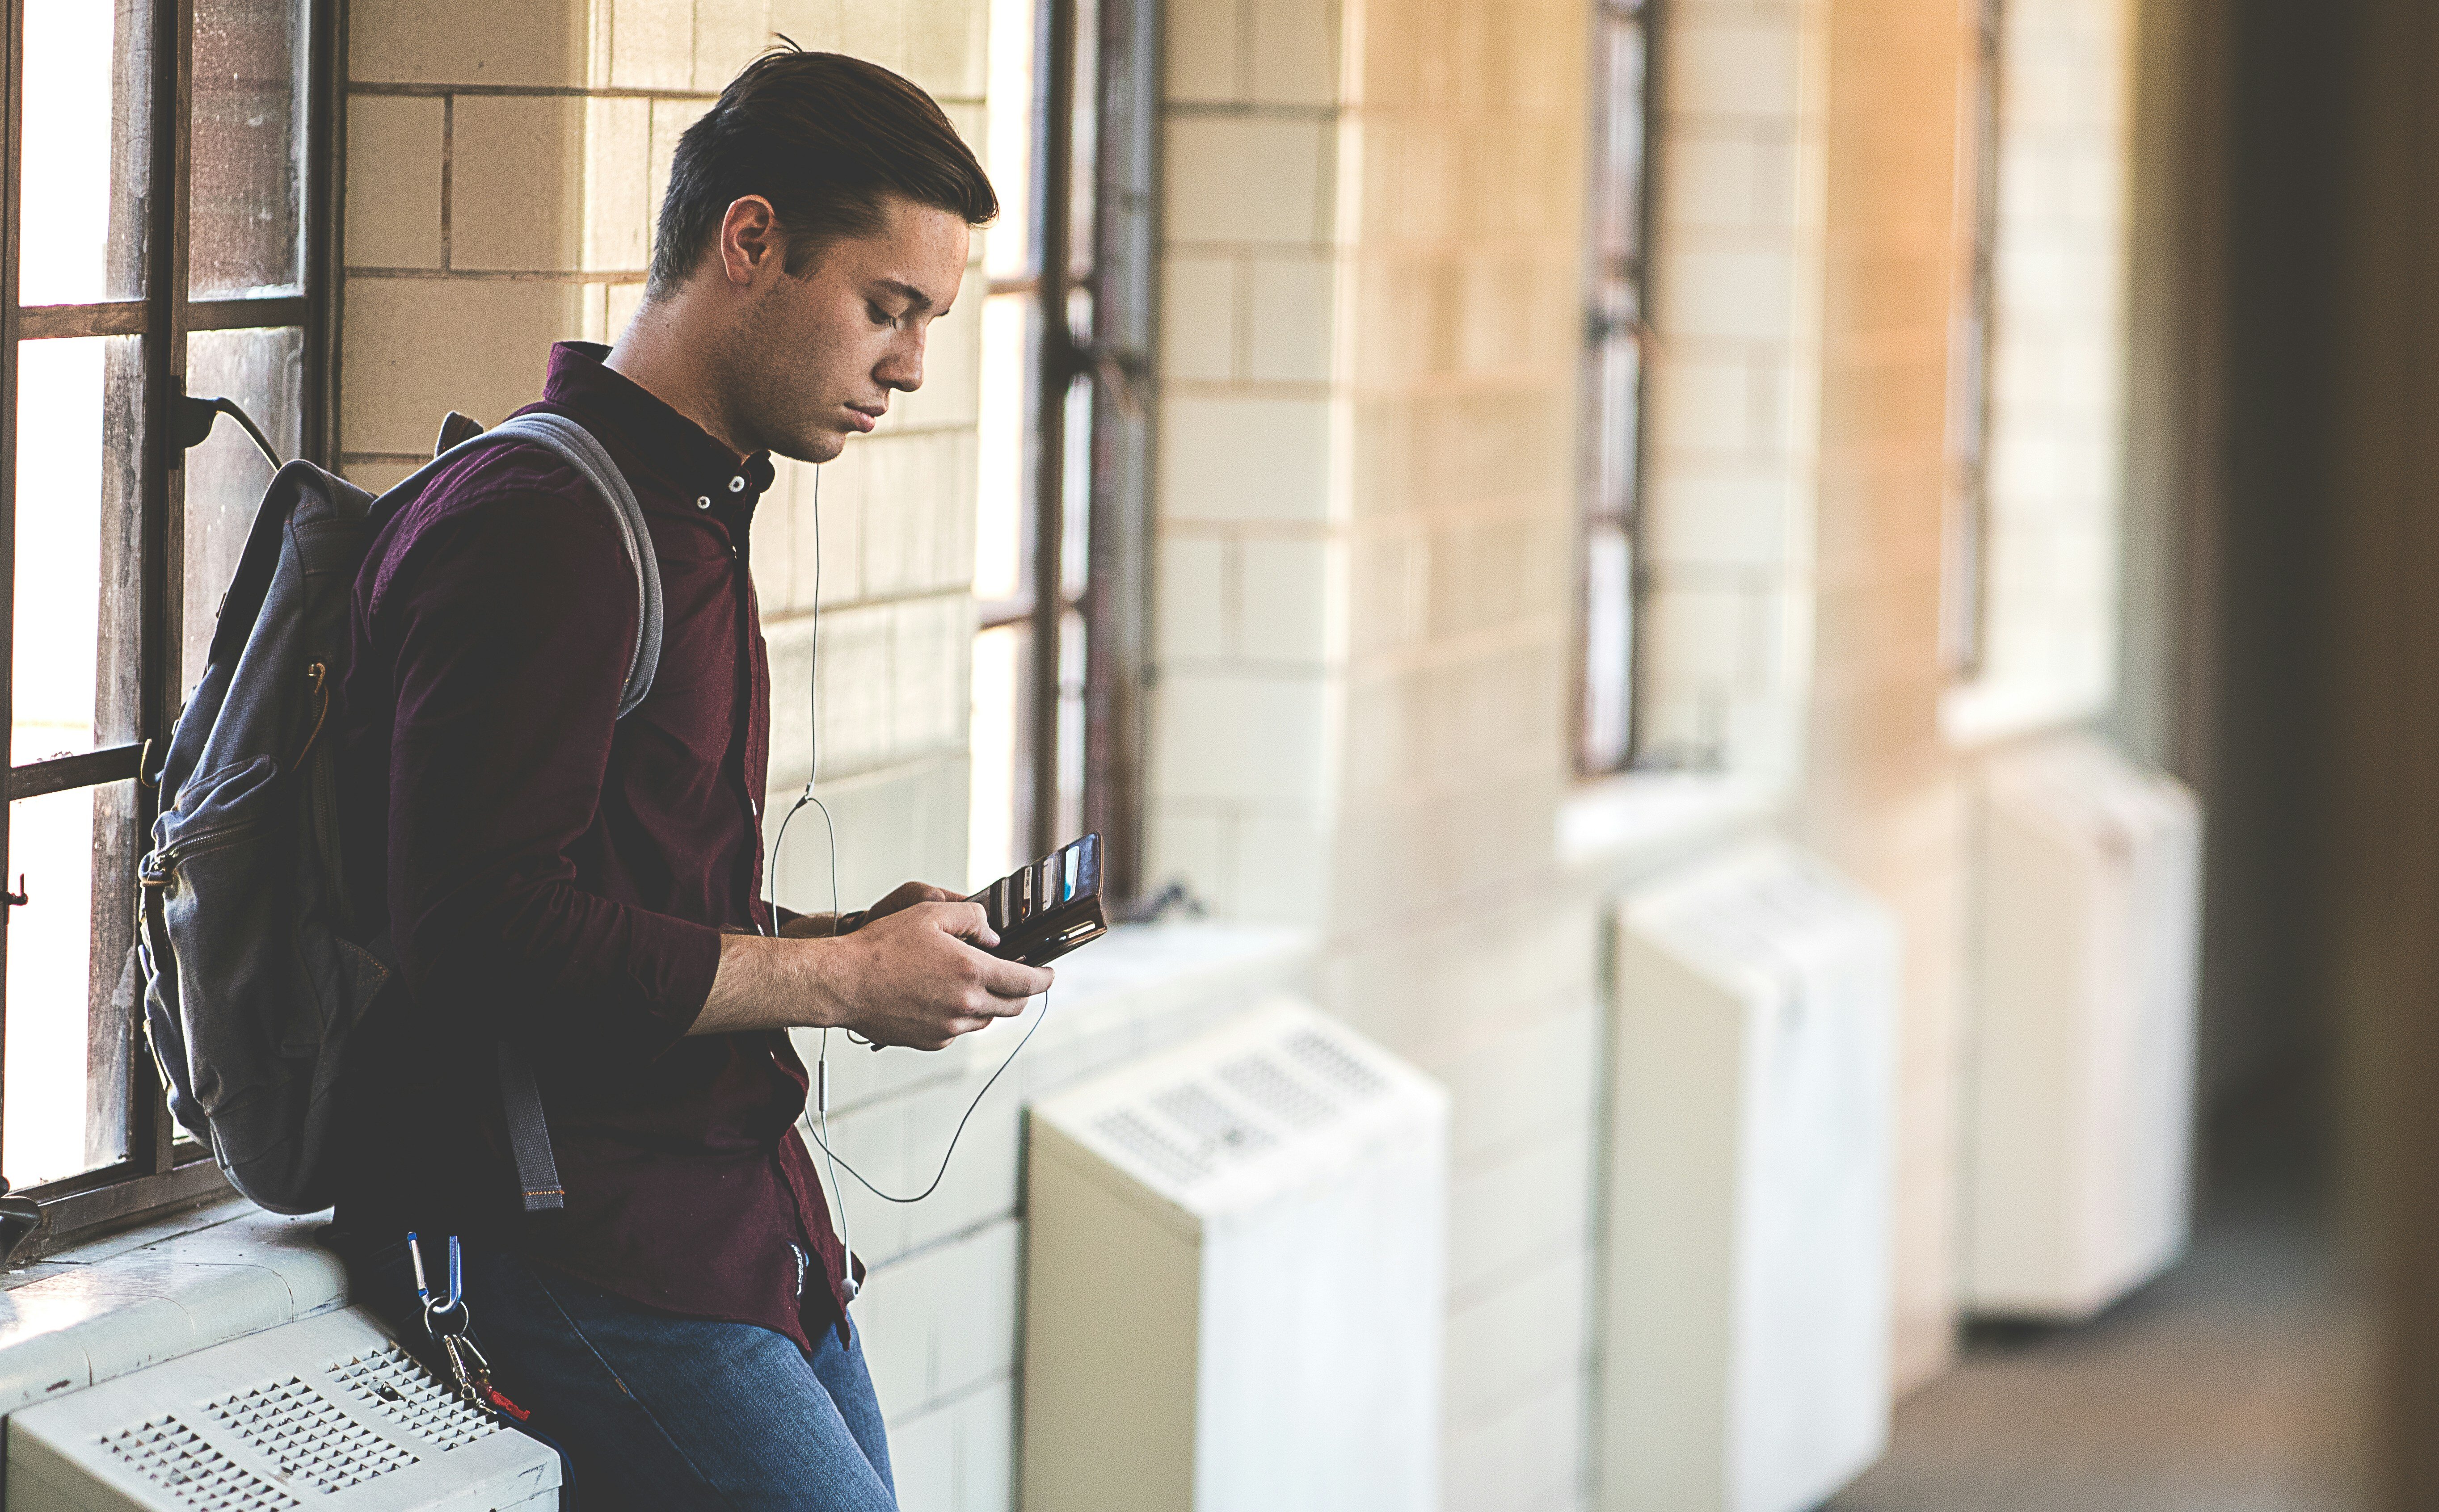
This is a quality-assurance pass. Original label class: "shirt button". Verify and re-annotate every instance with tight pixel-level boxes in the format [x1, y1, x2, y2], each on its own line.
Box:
[695, 496, 711, 510]
[729, 476, 747, 494]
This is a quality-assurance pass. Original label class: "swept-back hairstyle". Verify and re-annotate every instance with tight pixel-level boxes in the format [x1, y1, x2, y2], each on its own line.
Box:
[647, 46, 998, 296]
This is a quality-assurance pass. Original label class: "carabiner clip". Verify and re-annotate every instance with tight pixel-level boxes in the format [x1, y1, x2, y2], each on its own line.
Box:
[407, 1231, 469, 1338]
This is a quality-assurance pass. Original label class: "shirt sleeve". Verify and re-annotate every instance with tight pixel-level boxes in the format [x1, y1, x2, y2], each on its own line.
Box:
[375, 485, 722, 1059]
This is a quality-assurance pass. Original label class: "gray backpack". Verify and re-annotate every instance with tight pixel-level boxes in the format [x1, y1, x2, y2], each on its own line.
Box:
[137, 411, 661, 1216]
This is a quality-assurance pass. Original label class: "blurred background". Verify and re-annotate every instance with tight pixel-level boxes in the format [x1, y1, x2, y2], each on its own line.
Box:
[7, 0, 2439, 1508]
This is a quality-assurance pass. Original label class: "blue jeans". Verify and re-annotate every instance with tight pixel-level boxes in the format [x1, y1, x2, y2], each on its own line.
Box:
[333, 1233, 896, 1512]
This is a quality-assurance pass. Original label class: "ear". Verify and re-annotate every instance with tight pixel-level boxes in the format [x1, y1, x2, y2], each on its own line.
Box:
[718, 196, 784, 287]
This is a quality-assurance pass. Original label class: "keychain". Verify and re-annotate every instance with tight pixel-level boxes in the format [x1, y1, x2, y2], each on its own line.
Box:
[405, 1232, 531, 1422]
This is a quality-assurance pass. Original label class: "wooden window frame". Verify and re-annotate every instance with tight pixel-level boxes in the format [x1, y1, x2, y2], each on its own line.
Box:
[0, 0, 341, 1257]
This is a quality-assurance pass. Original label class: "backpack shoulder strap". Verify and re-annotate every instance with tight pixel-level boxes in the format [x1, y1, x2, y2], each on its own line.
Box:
[480, 412, 664, 720]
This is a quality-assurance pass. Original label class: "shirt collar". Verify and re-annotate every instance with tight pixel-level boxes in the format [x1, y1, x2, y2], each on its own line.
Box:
[539, 342, 777, 510]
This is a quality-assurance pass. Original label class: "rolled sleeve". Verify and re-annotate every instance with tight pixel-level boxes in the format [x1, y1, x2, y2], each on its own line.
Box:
[377, 487, 721, 1058]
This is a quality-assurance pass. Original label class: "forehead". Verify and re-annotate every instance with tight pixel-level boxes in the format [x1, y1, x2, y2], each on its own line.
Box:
[820, 196, 970, 302]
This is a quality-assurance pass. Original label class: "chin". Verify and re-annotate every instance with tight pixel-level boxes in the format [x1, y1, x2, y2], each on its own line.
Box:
[776, 429, 851, 466]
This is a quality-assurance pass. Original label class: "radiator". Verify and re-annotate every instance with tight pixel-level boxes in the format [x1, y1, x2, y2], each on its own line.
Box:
[1963, 732, 2203, 1319]
[1019, 995, 1449, 1512]
[1601, 841, 1899, 1512]
[7, 1307, 559, 1511]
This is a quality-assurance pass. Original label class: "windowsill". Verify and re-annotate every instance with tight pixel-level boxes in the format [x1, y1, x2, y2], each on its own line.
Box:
[1939, 677, 2109, 751]
[0, 1199, 344, 1417]
[1557, 769, 1787, 874]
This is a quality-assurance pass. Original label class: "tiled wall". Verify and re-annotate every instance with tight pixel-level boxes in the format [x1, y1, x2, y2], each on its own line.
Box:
[1942, 0, 2131, 742]
[340, 0, 986, 910]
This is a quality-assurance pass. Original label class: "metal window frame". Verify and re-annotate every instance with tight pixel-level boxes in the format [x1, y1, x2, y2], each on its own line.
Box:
[976, 0, 1158, 905]
[1575, 0, 1662, 777]
[0, 0, 341, 1258]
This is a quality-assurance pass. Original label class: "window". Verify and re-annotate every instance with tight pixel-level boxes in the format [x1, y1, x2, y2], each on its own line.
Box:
[0, 0, 337, 1250]
[1576, 0, 1656, 775]
[969, 0, 1157, 902]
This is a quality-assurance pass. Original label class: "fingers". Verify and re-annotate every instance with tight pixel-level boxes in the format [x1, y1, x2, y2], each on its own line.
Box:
[973, 953, 1053, 1005]
[926, 899, 998, 949]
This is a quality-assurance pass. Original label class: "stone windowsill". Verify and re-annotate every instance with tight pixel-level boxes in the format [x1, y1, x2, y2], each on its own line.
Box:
[1556, 769, 1787, 874]
[0, 1201, 346, 1417]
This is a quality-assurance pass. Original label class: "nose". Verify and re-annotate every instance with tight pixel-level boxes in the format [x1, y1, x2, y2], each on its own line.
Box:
[877, 330, 925, 394]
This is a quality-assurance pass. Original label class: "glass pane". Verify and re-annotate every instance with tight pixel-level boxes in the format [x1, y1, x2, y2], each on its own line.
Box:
[974, 294, 1032, 602]
[1582, 525, 1634, 771]
[1059, 369, 1092, 599]
[1066, 0, 1101, 284]
[13, 337, 144, 764]
[1054, 608, 1086, 842]
[4, 780, 138, 1187]
[968, 624, 1027, 891]
[183, 327, 304, 696]
[983, 0, 1037, 281]
[1597, 15, 1648, 267]
[18, 0, 152, 305]
[190, 0, 308, 298]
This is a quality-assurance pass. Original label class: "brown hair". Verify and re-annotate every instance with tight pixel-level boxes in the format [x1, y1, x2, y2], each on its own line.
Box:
[647, 47, 998, 296]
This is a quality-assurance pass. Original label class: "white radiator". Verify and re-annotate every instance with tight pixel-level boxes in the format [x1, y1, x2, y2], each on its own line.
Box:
[1019, 996, 1448, 1512]
[1601, 841, 1898, 1512]
[1963, 733, 2203, 1319]
[7, 1307, 559, 1511]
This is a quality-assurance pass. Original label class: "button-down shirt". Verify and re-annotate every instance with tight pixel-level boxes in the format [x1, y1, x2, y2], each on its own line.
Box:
[333, 342, 851, 1348]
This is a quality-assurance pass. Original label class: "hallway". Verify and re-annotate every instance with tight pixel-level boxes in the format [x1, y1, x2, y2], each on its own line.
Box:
[1829, 1083, 2363, 1512]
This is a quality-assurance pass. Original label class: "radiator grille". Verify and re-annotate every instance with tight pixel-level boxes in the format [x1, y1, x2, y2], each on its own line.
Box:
[326, 1343, 503, 1451]
[203, 1378, 419, 1493]
[97, 1415, 304, 1511]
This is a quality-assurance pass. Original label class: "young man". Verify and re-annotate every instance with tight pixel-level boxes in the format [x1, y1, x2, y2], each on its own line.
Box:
[327, 49, 1045, 1511]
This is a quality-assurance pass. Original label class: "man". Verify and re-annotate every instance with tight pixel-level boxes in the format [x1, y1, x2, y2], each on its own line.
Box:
[327, 48, 1047, 1511]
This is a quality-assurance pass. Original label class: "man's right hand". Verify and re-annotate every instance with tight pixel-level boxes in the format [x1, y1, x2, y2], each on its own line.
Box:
[692, 899, 1053, 1043]
[829, 901, 1053, 1050]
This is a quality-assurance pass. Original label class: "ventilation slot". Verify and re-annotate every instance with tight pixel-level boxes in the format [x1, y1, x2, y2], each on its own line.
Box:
[1153, 1081, 1276, 1158]
[97, 1415, 304, 1511]
[1219, 1051, 1343, 1130]
[1283, 1029, 1388, 1099]
[204, 1377, 420, 1493]
[326, 1344, 503, 1451]
[1094, 1108, 1213, 1186]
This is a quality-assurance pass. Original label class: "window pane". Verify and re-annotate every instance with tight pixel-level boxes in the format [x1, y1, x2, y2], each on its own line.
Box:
[968, 624, 1026, 891]
[13, 337, 144, 764]
[18, 0, 152, 305]
[983, 0, 1037, 281]
[183, 327, 305, 694]
[1582, 524, 1634, 771]
[1055, 607, 1086, 841]
[189, 0, 308, 298]
[4, 780, 137, 1188]
[974, 294, 1032, 603]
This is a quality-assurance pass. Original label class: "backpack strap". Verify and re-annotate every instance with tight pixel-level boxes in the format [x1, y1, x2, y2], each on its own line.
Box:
[479, 412, 665, 719]
[400, 409, 666, 1218]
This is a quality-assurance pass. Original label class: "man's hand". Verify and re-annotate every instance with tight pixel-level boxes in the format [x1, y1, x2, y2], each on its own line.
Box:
[696, 895, 1051, 1043]
[828, 901, 1053, 1050]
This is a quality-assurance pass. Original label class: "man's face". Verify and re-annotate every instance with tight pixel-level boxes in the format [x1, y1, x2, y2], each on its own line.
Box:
[722, 193, 970, 464]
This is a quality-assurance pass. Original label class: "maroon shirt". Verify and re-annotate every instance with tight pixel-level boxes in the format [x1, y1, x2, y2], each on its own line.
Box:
[333, 342, 852, 1348]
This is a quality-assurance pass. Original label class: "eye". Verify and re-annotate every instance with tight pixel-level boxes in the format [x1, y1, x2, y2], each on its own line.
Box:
[867, 302, 899, 330]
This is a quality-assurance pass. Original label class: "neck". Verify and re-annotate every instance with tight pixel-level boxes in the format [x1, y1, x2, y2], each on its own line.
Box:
[605, 294, 751, 458]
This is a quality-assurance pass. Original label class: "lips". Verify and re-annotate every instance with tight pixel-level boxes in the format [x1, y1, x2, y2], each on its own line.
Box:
[846, 405, 884, 433]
